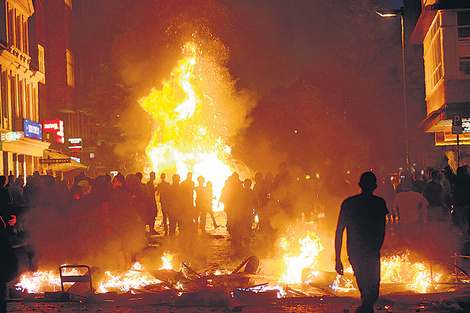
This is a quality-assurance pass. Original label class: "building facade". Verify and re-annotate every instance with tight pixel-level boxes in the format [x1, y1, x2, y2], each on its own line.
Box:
[0, 0, 49, 177]
[412, 0, 470, 146]
[29, 0, 88, 178]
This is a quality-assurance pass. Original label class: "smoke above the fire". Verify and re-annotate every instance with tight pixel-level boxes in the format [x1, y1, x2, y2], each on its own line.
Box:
[96, 0, 434, 180]
[107, 0, 258, 179]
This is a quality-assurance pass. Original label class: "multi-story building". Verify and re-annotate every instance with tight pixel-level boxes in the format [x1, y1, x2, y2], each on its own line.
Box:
[0, 0, 49, 177]
[29, 0, 88, 177]
[412, 0, 470, 146]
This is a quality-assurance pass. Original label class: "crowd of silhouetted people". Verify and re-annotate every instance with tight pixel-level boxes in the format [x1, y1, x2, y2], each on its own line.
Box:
[1, 159, 470, 279]
[375, 163, 470, 260]
[0, 161, 311, 274]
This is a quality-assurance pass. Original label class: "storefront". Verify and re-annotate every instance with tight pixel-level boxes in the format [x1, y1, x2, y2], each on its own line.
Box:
[40, 149, 87, 183]
[0, 129, 50, 177]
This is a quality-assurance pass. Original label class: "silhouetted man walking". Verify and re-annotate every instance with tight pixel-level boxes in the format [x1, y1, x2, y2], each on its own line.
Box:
[335, 172, 388, 313]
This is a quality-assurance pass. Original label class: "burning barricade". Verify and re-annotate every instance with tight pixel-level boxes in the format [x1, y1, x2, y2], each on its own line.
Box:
[9, 223, 470, 311]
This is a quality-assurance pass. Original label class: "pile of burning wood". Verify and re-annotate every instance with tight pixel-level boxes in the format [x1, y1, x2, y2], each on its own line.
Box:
[10, 255, 317, 311]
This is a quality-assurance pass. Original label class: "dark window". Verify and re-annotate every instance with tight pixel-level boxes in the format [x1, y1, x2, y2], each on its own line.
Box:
[460, 61, 470, 75]
[458, 27, 470, 39]
[458, 11, 470, 26]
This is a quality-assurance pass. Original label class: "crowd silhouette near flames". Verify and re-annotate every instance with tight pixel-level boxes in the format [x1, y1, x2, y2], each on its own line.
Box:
[1, 157, 470, 309]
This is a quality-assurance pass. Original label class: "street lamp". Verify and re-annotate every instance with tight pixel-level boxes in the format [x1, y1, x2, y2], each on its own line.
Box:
[377, 8, 410, 171]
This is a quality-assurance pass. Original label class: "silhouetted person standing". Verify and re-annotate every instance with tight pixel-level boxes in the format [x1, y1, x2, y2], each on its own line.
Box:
[220, 172, 243, 236]
[168, 174, 182, 236]
[1, 214, 18, 313]
[335, 172, 388, 313]
[195, 176, 211, 232]
[156, 173, 171, 235]
[146, 171, 158, 229]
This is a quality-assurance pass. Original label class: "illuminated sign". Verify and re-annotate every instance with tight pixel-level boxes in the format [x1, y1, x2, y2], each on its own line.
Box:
[43, 119, 61, 132]
[463, 118, 470, 133]
[0, 131, 24, 142]
[68, 138, 82, 151]
[23, 119, 42, 140]
[43, 119, 65, 144]
[435, 131, 470, 146]
[39, 158, 71, 164]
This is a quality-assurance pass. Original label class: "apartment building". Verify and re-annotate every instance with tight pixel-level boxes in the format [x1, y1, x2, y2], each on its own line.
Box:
[412, 0, 470, 146]
[0, 0, 48, 177]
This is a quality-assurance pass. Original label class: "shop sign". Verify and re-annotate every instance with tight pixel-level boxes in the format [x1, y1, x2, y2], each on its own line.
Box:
[43, 119, 65, 144]
[463, 118, 470, 133]
[435, 131, 470, 146]
[43, 119, 61, 132]
[68, 138, 82, 151]
[39, 158, 71, 164]
[0, 131, 24, 142]
[24, 119, 43, 140]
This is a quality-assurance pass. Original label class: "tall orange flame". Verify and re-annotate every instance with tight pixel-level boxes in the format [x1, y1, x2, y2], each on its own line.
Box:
[139, 42, 234, 205]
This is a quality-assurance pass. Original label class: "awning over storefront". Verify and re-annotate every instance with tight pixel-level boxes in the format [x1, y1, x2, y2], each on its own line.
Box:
[41, 149, 87, 173]
[0, 137, 50, 156]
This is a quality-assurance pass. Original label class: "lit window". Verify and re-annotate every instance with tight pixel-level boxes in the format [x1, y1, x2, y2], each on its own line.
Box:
[424, 18, 443, 94]
[64, 0, 72, 9]
[38, 44, 45, 83]
[66, 49, 74, 87]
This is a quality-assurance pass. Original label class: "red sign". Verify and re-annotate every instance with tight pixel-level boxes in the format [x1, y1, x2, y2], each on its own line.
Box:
[43, 119, 64, 144]
[43, 119, 61, 132]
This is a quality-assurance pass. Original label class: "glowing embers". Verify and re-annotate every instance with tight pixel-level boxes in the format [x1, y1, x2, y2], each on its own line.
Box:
[139, 41, 233, 204]
[381, 252, 442, 293]
[237, 284, 287, 299]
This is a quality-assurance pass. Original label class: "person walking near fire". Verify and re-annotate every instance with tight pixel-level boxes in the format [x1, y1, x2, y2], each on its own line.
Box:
[335, 172, 388, 313]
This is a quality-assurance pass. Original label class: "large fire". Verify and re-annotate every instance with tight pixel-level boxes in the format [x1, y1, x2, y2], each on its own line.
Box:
[14, 245, 453, 296]
[139, 41, 238, 205]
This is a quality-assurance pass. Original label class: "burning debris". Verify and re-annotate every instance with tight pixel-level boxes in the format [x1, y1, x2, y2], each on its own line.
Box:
[8, 219, 470, 312]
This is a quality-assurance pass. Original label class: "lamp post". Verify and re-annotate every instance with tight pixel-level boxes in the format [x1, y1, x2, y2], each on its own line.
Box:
[377, 8, 410, 171]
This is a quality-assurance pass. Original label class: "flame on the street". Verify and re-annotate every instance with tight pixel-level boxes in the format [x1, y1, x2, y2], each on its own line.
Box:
[97, 262, 161, 293]
[160, 252, 174, 270]
[381, 252, 442, 293]
[139, 42, 234, 206]
[279, 230, 324, 284]
[331, 274, 356, 293]
[243, 284, 287, 298]
[15, 266, 85, 294]
[15, 270, 61, 294]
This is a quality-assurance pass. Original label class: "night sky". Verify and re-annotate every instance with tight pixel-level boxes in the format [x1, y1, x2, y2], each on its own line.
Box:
[81, 0, 437, 177]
